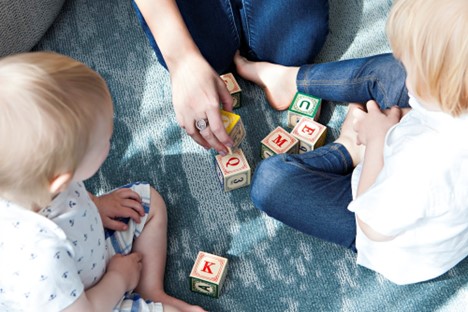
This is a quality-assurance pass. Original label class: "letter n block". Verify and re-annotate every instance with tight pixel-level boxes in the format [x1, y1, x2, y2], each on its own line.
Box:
[221, 73, 242, 109]
[287, 92, 322, 128]
[215, 148, 251, 192]
[260, 126, 298, 159]
[190, 251, 229, 298]
[291, 117, 327, 153]
[221, 109, 246, 148]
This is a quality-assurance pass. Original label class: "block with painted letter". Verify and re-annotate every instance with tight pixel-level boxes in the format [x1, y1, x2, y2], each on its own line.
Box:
[221, 72, 242, 109]
[190, 251, 229, 298]
[291, 117, 327, 153]
[215, 148, 251, 192]
[221, 109, 246, 148]
[287, 92, 322, 128]
[260, 126, 299, 159]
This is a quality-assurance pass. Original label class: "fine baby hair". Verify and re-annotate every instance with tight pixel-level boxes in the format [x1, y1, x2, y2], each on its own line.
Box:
[386, 0, 468, 116]
[0, 52, 112, 210]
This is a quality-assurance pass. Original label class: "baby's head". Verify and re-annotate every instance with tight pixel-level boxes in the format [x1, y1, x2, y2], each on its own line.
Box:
[387, 0, 468, 116]
[0, 52, 113, 210]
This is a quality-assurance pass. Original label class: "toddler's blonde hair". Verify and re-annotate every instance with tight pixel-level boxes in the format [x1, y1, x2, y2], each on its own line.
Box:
[387, 0, 468, 116]
[0, 52, 112, 210]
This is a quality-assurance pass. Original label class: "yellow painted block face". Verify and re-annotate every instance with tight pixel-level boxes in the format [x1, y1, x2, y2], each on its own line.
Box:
[221, 110, 240, 134]
[220, 109, 245, 148]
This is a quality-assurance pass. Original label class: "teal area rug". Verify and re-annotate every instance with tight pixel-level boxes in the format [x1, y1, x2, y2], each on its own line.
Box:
[35, 0, 467, 311]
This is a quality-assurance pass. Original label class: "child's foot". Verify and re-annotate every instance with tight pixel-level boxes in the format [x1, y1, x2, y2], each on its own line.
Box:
[234, 51, 298, 111]
[335, 103, 366, 166]
[154, 292, 206, 312]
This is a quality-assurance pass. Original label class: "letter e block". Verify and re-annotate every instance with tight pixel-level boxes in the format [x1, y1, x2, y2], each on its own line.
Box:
[215, 148, 251, 192]
[221, 73, 242, 109]
[190, 251, 229, 298]
[260, 127, 298, 159]
[291, 117, 327, 153]
[287, 92, 322, 128]
[221, 109, 246, 148]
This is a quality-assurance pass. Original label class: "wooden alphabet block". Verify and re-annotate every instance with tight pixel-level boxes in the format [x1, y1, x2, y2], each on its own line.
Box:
[221, 73, 242, 109]
[215, 148, 251, 192]
[287, 92, 322, 128]
[291, 117, 327, 153]
[190, 251, 229, 298]
[260, 126, 298, 159]
[221, 109, 246, 148]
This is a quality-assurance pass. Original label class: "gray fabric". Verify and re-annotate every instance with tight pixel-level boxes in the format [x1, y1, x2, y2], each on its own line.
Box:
[33, 0, 467, 311]
[0, 0, 65, 56]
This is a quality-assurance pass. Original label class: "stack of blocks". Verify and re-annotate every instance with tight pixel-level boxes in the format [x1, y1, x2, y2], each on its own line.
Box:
[215, 109, 251, 192]
[213, 74, 251, 193]
[190, 252, 229, 298]
[261, 92, 327, 159]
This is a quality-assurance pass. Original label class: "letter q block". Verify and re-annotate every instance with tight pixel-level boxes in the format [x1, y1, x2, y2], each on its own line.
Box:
[221, 109, 246, 148]
[291, 117, 327, 153]
[190, 251, 229, 298]
[260, 126, 298, 159]
[287, 92, 322, 128]
[215, 148, 251, 192]
[221, 73, 242, 109]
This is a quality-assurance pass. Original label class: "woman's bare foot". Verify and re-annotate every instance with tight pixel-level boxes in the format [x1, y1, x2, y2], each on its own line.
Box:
[234, 51, 298, 111]
[152, 292, 206, 312]
[335, 103, 366, 166]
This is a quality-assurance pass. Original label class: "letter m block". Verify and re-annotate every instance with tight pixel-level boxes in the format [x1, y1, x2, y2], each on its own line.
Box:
[260, 127, 299, 159]
[190, 251, 229, 298]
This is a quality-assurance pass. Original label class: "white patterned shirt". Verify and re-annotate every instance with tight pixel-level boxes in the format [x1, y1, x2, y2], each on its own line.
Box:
[0, 182, 107, 311]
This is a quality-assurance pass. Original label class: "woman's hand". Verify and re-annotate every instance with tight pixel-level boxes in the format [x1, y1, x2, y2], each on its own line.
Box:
[170, 54, 234, 155]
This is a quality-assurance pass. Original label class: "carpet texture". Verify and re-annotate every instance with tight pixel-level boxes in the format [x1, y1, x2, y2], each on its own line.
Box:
[34, 0, 467, 311]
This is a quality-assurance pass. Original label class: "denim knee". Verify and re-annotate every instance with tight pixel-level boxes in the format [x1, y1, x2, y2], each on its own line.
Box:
[250, 155, 285, 215]
[360, 54, 409, 108]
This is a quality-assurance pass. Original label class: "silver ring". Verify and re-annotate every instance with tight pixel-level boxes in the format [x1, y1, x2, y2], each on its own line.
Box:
[195, 118, 209, 131]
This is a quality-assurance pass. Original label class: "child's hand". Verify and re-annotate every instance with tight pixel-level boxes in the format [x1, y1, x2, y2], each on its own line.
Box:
[107, 252, 143, 293]
[353, 100, 402, 146]
[91, 188, 145, 231]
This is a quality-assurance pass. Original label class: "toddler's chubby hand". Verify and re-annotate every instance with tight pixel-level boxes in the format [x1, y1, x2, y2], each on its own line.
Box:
[107, 252, 143, 292]
[91, 188, 145, 231]
[353, 100, 402, 146]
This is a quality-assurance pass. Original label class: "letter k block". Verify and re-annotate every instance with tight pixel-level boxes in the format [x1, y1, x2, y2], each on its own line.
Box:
[190, 251, 229, 298]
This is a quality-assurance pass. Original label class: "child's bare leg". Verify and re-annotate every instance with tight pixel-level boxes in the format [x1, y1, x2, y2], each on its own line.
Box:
[334, 103, 366, 166]
[234, 51, 298, 111]
[133, 188, 206, 312]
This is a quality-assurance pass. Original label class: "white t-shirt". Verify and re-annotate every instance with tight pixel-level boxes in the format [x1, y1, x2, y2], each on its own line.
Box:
[348, 96, 468, 285]
[0, 182, 106, 311]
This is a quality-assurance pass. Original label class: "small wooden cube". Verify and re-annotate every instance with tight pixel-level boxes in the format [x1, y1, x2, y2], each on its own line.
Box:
[221, 73, 242, 109]
[291, 117, 327, 153]
[287, 92, 322, 128]
[190, 251, 229, 298]
[260, 126, 299, 159]
[221, 109, 246, 148]
[215, 148, 251, 192]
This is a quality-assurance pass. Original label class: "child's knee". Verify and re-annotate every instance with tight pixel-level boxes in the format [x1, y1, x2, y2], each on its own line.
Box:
[149, 187, 167, 220]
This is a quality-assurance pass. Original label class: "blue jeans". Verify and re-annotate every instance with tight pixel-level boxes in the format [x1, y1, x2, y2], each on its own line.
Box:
[297, 53, 410, 109]
[132, 0, 329, 73]
[251, 143, 357, 250]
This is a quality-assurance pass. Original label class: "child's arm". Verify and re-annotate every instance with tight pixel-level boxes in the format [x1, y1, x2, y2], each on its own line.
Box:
[353, 101, 402, 241]
[62, 253, 143, 312]
[89, 189, 145, 231]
